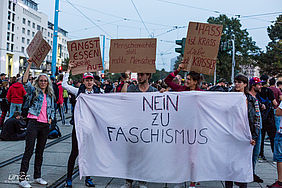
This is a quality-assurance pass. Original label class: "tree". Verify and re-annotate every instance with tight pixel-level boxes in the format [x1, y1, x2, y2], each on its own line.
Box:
[207, 15, 260, 81]
[256, 15, 282, 76]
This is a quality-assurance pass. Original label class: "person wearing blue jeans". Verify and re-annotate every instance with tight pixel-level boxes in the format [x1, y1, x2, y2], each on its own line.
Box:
[9, 103, 22, 118]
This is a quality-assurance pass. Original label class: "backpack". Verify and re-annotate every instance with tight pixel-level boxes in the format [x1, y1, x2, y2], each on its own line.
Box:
[48, 123, 62, 139]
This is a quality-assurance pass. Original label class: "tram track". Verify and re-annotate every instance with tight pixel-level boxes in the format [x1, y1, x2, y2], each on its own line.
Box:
[0, 116, 72, 169]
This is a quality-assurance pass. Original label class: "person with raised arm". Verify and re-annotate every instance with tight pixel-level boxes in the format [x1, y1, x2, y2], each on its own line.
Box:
[62, 63, 100, 187]
[19, 59, 55, 188]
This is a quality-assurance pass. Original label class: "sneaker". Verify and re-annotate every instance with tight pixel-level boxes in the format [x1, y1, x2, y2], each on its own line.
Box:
[259, 155, 267, 160]
[34, 178, 48, 185]
[137, 181, 147, 188]
[65, 179, 72, 187]
[189, 182, 196, 188]
[120, 181, 132, 188]
[267, 181, 282, 188]
[85, 178, 95, 187]
[253, 174, 263, 183]
[19, 180, 32, 188]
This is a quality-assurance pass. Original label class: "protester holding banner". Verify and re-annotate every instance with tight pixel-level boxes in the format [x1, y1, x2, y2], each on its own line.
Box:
[62, 63, 99, 187]
[225, 75, 259, 188]
[119, 72, 157, 188]
[165, 63, 203, 92]
[19, 60, 55, 188]
[164, 62, 203, 188]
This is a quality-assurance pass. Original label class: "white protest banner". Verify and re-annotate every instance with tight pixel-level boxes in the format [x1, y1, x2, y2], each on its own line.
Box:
[26, 31, 51, 68]
[183, 22, 223, 75]
[109, 38, 157, 73]
[75, 92, 253, 183]
[67, 37, 103, 75]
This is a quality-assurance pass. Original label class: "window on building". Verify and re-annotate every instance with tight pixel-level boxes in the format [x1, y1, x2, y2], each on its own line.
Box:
[7, 32, 10, 41]
[48, 32, 50, 37]
[22, 37, 25, 43]
[11, 44, 14, 52]
[27, 30, 30, 35]
[7, 22, 11, 30]
[11, 34, 14, 42]
[12, 13, 15, 21]
[27, 39, 30, 44]
[8, 1, 11, 9]
[32, 23, 35, 28]
[7, 43, 10, 51]
[8, 11, 11, 20]
[13, 3, 16, 11]
[28, 20, 31, 26]
[37, 25, 41, 31]
[23, 18, 26, 24]
[22, 47, 25, 53]
[11, 23, 15, 32]
[32, 32, 35, 37]
[22, 28, 25, 34]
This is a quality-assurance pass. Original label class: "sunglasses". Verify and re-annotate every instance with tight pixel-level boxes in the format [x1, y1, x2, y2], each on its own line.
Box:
[39, 80, 48, 83]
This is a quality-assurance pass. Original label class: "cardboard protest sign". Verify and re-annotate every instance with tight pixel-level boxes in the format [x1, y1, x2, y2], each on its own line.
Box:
[26, 31, 51, 68]
[67, 37, 103, 75]
[183, 22, 223, 75]
[109, 38, 157, 73]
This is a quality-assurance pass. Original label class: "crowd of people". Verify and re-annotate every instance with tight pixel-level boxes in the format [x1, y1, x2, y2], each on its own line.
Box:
[0, 60, 281, 188]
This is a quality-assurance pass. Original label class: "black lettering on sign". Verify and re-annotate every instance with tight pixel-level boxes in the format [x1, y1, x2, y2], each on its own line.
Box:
[198, 128, 208, 144]
[128, 127, 139, 143]
[143, 95, 179, 112]
[116, 127, 128, 142]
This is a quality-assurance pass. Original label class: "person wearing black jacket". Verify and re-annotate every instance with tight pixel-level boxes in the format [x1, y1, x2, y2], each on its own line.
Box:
[0, 81, 10, 128]
[0, 111, 26, 141]
[225, 75, 260, 188]
[62, 63, 100, 187]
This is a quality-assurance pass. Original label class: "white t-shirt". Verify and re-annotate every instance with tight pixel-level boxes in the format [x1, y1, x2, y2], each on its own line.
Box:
[279, 103, 282, 134]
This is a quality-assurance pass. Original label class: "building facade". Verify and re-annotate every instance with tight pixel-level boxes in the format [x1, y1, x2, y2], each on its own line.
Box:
[0, 0, 69, 77]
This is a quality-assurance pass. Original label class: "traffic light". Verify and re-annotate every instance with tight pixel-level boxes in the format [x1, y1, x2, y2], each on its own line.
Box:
[101, 74, 105, 79]
[59, 66, 62, 73]
[175, 38, 186, 56]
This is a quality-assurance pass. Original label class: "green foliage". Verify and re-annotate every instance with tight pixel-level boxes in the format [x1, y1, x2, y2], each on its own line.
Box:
[151, 69, 170, 82]
[256, 15, 282, 76]
[207, 14, 260, 81]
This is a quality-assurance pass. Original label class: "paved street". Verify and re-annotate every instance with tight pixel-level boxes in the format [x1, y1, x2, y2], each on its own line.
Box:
[0, 112, 277, 188]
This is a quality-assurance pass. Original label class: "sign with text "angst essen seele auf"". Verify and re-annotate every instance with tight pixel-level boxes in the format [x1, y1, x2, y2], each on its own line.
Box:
[183, 22, 223, 75]
[26, 31, 51, 68]
[109, 38, 157, 73]
[67, 37, 103, 75]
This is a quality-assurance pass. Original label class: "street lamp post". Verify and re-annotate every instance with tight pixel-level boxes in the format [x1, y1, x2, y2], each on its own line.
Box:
[231, 35, 236, 84]
[51, 0, 60, 77]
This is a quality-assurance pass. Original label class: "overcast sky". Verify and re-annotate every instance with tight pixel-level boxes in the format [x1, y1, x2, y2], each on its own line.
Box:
[35, 0, 281, 71]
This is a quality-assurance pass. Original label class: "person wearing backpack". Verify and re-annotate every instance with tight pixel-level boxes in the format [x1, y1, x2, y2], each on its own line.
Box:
[257, 75, 278, 161]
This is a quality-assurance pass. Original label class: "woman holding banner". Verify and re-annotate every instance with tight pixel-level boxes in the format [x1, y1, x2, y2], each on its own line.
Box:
[164, 63, 203, 188]
[225, 74, 259, 188]
[164, 63, 203, 92]
[62, 63, 100, 187]
[19, 60, 55, 188]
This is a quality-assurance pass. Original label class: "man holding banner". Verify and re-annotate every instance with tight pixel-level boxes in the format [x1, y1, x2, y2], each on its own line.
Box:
[62, 63, 100, 187]
[119, 72, 157, 188]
